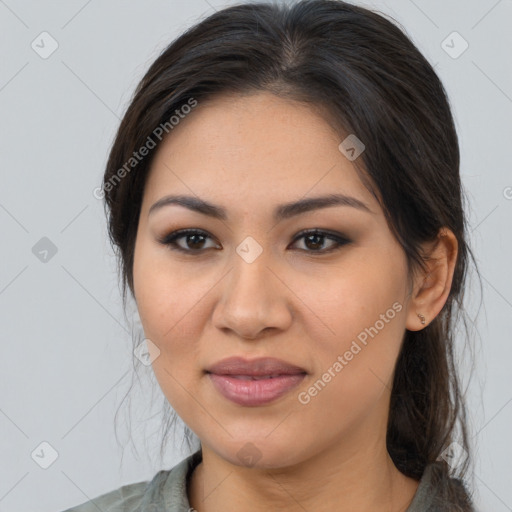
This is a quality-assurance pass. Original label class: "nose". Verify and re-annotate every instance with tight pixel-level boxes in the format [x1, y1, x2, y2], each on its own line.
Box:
[211, 250, 293, 340]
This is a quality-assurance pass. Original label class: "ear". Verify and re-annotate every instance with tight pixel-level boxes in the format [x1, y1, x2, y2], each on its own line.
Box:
[405, 227, 458, 331]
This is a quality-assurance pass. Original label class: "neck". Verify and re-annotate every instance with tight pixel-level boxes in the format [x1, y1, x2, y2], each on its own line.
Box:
[188, 436, 419, 512]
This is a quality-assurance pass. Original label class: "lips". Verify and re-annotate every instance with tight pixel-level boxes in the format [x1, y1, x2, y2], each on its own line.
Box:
[206, 357, 307, 406]
[205, 356, 307, 377]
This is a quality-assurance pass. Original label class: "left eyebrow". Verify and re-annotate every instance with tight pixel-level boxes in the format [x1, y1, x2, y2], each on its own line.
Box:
[274, 193, 374, 220]
[148, 193, 374, 221]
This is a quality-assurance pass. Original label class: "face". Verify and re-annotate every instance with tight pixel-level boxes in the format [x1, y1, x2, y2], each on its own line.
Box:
[133, 91, 413, 469]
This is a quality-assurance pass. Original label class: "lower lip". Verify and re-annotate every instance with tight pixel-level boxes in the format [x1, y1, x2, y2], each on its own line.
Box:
[208, 373, 306, 406]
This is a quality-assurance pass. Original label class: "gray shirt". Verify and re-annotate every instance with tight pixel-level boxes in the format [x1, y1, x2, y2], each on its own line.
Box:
[61, 450, 474, 511]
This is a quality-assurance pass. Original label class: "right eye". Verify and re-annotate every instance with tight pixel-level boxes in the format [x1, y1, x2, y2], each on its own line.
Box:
[158, 229, 220, 253]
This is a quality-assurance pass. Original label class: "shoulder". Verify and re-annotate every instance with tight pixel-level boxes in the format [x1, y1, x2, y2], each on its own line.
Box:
[407, 462, 476, 512]
[60, 478, 152, 512]
[60, 450, 202, 512]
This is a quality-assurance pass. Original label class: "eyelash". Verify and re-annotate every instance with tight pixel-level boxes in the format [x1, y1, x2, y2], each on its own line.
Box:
[158, 228, 351, 255]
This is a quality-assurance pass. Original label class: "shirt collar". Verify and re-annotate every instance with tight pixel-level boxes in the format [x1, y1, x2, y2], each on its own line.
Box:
[140, 449, 203, 511]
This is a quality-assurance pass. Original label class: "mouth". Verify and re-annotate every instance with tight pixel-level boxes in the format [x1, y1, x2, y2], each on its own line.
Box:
[205, 356, 307, 406]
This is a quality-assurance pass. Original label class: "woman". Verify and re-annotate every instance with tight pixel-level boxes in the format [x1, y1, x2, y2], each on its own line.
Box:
[64, 0, 478, 510]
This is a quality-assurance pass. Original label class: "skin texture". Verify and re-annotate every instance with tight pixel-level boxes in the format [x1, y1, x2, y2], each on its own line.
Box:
[132, 91, 458, 512]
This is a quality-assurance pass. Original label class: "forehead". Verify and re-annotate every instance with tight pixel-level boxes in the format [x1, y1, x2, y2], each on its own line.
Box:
[142, 91, 375, 212]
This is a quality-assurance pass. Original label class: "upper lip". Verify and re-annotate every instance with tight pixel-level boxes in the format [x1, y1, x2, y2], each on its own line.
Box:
[206, 357, 307, 376]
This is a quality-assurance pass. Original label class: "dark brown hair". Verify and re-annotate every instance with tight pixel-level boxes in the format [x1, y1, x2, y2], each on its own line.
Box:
[104, 1, 478, 509]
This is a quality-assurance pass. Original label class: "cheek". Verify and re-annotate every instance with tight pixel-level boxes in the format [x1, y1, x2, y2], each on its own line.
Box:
[133, 241, 212, 370]
[296, 298, 406, 439]
[135, 270, 201, 348]
[301, 253, 407, 401]
[133, 249, 207, 417]
[134, 237, 186, 339]
[308, 252, 407, 346]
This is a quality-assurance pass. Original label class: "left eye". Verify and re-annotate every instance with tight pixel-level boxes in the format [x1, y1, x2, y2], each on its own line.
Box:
[291, 229, 350, 252]
[158, 229, 350, 254]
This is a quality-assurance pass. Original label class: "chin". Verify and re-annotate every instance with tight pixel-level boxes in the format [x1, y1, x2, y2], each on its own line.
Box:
[210, 437, 308, 470]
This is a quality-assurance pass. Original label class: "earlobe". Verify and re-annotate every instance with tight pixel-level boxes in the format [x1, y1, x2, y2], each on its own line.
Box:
[405, 228, 458, 331]
[417, 313, 426, 326]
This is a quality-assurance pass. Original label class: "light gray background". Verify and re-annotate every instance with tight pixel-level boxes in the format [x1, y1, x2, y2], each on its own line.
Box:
[0, 1, 511, 511]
